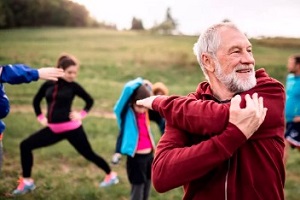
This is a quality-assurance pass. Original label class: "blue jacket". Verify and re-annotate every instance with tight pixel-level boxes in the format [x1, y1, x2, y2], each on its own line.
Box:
[114, 77, 155, 157]
[0, 64, 39, 133]
[285, 74, 300, 122]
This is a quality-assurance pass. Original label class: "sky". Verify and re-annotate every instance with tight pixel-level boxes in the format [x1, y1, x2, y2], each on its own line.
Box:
[72, 0, 300, 38]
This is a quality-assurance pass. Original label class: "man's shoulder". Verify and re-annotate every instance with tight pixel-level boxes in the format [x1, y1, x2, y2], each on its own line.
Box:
[193, 81, 212, 98]
[256, 68, 283, 88]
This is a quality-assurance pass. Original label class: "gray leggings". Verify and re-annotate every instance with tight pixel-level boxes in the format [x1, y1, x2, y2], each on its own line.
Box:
[126, 153, 153, 200]
[131, 180, 151, 200]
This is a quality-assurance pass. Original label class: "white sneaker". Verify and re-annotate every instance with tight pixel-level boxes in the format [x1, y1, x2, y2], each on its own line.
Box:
[99, 171, 119, 187]
[111, 153, 122, 165]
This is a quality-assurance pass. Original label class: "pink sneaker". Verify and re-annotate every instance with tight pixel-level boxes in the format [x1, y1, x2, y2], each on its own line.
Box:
[99, 171, 119, 187]
[12, 177, 36, 196]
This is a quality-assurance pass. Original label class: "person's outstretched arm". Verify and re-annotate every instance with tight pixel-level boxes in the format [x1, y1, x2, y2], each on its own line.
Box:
[0, 64, 64, 84]
[137, 71, 284, 138]
[137, 94, 229, 136]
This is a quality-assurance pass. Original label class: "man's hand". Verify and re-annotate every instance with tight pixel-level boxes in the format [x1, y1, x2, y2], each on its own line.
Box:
[136, 95, 159, 110]
[37, 67, 64, 81]
[229, 93, 267, 139]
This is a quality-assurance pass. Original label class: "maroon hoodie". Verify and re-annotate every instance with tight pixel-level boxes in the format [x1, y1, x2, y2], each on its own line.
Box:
[152, 69, 285, 200]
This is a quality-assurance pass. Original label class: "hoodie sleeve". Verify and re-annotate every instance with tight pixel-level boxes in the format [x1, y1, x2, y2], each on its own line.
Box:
[114, 77, 143, 129]
[152, 122, 247, 193]
[0, 64, 39, 84]
[152, 95, 229, 136]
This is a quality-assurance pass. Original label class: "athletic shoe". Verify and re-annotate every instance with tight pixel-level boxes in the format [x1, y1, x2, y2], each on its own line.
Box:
[12, 177, 36, 196]
[111, 153, 122, 165]
[99, 171, 119, 187]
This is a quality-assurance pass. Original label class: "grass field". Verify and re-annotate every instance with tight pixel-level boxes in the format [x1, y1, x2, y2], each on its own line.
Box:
[0, 28, 300, 200]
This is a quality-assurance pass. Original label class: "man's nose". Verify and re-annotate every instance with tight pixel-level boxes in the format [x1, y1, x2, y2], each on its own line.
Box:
[241, 51, 255, 65]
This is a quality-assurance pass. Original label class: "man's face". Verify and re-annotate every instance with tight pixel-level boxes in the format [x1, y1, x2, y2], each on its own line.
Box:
[213, 27, 256, 93]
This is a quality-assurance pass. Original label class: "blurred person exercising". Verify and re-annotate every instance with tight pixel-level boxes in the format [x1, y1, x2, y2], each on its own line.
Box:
[114, 78, 155, 200]
[284, 55, 300, 163]
[12, 54, 118, 196]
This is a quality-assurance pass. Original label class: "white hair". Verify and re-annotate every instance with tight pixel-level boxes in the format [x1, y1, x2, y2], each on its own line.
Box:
[193, 22, 241, 80]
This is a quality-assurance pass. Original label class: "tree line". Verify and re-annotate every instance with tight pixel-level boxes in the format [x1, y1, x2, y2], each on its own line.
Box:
[131, 7, 178, 35]
[0, 0, 115, 29]
[0, 1, 177, 35]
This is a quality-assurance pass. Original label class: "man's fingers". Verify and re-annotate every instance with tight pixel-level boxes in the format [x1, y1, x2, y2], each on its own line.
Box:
[258, 96, 264, 114]
[38, 68, 65, 81]
[230, 95, 242, 110]
[252, 93, 259, 109]
[136, 96, 158, 110]
[136, 98, 153, 110]
[244, 94, 254, 108]
[259, 107, 268, 124]
[47, 77, 58, 81]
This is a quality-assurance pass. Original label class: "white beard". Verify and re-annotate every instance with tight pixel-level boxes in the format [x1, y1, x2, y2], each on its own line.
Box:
[214, 60, 256, 93]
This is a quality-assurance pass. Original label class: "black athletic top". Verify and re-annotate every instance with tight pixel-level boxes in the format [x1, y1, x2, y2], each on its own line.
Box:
[33, 78, 93, 123]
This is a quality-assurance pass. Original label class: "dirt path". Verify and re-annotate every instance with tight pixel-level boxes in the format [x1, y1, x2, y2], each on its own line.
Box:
[9, 105, 116, 119]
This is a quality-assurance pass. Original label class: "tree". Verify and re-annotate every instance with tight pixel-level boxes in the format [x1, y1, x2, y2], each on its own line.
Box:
[222, 18, 231, 23]
[131, 17, 144, 30]
[151, 7, 177, 35]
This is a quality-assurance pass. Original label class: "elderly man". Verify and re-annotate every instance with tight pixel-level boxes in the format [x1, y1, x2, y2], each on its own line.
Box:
[137, 23, 285, 200]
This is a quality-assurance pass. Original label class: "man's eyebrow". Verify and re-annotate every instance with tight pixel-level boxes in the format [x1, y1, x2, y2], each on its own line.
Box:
[228, 45, 252, 52]
[228, 45, 241, 52]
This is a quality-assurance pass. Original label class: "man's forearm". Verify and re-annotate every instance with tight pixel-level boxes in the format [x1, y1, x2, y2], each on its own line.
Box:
[152, 95, 229, 136]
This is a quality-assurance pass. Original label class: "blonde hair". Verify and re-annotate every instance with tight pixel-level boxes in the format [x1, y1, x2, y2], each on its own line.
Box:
[152, 82, 169, 95]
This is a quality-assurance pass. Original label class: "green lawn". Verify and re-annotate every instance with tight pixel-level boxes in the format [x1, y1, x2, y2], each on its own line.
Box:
[0, 28, 300, 200]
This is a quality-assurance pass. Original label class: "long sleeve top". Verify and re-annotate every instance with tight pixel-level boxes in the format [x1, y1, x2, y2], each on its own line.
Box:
[33, 78, 93, 124]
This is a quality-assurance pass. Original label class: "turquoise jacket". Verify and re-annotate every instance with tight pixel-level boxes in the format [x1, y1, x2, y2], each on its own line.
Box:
[285, 74, 300, 122]
[114, 77, 155, 157]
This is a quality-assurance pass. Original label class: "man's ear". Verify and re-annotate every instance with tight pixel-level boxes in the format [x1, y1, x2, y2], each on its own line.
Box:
[201, 53, 215, 72]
